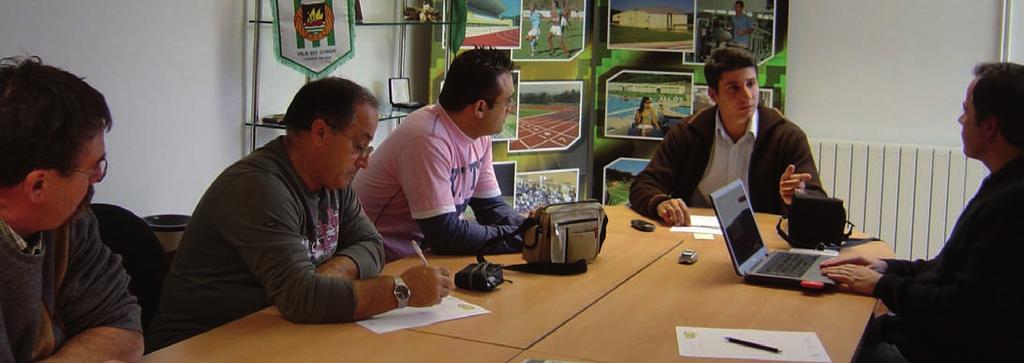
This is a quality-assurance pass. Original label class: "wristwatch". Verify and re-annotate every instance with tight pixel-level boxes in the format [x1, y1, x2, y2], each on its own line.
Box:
[393, 276, 411, 308]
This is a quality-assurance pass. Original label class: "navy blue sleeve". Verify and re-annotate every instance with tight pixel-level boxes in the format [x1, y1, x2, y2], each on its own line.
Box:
[416, 201, 523, 255]
[468, 196, 524, 227]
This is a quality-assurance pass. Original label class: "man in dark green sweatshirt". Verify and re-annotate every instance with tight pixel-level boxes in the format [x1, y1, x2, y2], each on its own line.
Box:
[147, 78, 453, 352]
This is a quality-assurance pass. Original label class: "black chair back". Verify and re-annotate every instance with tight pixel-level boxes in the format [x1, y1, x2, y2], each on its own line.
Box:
[90, 203, 170, 332]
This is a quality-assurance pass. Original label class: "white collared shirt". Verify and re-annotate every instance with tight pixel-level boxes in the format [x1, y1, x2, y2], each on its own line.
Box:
[690, 109, 759, 208]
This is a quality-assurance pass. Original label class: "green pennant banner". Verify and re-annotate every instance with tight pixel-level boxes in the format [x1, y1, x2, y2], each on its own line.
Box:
[448, 0, 468, 54]
[271, 0, 355, 78]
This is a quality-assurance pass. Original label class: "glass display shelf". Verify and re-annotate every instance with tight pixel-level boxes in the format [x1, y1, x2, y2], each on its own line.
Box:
[246, 107, 411, 130]
[246, 19, 482, 26]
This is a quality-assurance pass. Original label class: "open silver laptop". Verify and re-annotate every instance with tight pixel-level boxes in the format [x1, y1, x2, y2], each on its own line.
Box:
[710, 180, 834, 289]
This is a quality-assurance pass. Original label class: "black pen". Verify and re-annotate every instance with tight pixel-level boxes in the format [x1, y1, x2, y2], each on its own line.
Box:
[725, 337, 782, 353]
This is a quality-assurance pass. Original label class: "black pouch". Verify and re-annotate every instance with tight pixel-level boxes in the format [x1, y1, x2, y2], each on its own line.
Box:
[777, 193, 852, 249]
[454, 261, 506, 292]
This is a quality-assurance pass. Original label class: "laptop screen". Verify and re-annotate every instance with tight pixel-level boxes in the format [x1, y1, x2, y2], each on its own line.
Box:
[710, 180, 768, 275]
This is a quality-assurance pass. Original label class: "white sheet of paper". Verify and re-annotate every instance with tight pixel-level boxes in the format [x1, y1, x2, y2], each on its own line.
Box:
[692, 233, 715, 240]
[676, 326, 831, 362]
[669, 215, 722, 234]
[357, 296, 489, 334]
[688, 215, 720, 228]
[669, 226, 722, 235]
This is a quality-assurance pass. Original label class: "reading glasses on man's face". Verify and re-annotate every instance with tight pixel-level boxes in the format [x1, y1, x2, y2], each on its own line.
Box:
[68, 158, 107, 183]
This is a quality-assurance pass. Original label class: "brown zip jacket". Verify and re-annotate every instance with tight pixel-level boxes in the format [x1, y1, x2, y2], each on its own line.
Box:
[629, 105, 825, 219]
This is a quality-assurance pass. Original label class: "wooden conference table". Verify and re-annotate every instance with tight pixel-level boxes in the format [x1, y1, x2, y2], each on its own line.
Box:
[144, 206, 894, 362]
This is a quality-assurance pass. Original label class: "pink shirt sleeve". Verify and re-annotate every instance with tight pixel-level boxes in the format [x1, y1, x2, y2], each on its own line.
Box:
[397, 135, 457, 219]
[473, 139, 502, 199]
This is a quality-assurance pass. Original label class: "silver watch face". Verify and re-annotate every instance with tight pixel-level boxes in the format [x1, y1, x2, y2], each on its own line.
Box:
[394, 277, 411, 308]
[395, 284, 411, 300]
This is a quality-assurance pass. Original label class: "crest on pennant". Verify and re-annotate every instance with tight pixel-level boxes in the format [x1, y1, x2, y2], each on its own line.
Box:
[272, 0, 355, 78]
[294, 2, 334, 42]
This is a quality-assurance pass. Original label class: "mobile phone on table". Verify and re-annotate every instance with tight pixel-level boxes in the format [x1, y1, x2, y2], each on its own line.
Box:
[630, 219, 655, 232]
[678, 249, 698, 264]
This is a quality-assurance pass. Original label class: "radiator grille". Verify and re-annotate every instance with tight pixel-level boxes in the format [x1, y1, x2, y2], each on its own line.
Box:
[809, 139, 988, 260]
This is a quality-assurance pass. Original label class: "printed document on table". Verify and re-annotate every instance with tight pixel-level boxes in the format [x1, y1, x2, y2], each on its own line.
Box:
[689, 215, 720, 228]
[358, 296, 489, 334]
[676, 326, 831, 362]
[669, 226, 722, 235]
[669, 215, 722, 235]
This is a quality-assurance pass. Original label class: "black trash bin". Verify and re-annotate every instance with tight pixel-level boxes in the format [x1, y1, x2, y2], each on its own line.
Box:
[144, 214, 190, 257]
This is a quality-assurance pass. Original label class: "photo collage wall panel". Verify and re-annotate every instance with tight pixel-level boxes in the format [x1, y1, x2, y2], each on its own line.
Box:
[592, 0, 789, 207]
[428, 0, 789, 211]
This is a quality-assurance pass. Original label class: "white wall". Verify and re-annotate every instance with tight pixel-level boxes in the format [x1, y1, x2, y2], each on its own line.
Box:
[0, 0, 406, 218]
[788, 0, 1003, 147]
[1012, 0, 1023, 62]
[245, 1, 403, 152]
[2, 0, 1012, 215]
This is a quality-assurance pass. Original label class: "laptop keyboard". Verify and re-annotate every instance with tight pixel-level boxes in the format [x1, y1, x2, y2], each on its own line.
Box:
[757, 253, 818, 277]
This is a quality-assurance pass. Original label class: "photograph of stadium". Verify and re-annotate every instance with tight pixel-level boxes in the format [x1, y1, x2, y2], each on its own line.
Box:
[604, 70, 692, 140]
[693, 0, 776, 64]
[690, 85, 774, 114]
[513, 168, 579, 214]
[462, 0, 523, 49]
[512, 0, 587, 61]
[508, 81, 583, 153]
[492, 70, 520, 141]
[603, 158, 649, 205]
[608, 0, 695, 52]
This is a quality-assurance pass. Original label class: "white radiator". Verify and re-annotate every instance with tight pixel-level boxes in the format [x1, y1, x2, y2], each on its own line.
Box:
[808, 139, 989, 260]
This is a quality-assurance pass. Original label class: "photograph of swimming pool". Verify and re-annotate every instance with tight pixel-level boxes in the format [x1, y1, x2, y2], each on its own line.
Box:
[604, 70, 692, 140]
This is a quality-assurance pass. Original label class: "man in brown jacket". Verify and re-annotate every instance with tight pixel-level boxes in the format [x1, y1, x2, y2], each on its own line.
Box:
[629, 47, 824, 225]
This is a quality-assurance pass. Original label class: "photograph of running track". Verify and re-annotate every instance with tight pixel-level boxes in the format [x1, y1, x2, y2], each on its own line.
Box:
[513, 0, 586, 61]
[608, 0, 695, 52]
[514, 168, 579, 214]
[508, 81, 583, 153]
[603, 158, 649, 205]
[462, 0, 522, 49]
[604, 70, 692, 140]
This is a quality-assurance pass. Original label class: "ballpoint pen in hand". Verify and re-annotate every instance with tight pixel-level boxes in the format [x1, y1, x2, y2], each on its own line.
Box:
[410, 240, 429, 266]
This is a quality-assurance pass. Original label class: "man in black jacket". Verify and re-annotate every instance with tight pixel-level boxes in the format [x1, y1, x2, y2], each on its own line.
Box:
[821, 62, 1024, 362]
